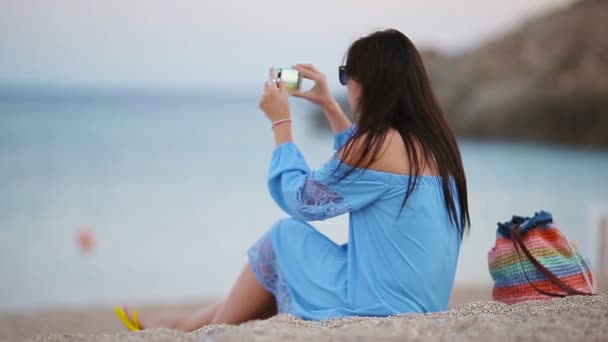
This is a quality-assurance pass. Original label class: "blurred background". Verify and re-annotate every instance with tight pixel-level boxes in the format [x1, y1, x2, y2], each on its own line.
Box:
[1, 0, 607, 326]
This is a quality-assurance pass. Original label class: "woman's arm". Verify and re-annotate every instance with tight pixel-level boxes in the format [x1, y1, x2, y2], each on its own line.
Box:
[273, 121, 294, 147]
[266, 142, 390, 222]
[321, 99, 352, 134]
[259, 67, 294, 148]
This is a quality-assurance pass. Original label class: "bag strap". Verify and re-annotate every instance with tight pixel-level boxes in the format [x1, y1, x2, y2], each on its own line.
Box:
[510, 226, 593, 297]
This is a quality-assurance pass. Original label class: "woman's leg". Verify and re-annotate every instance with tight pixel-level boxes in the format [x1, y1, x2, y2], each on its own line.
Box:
[135, 264, 276, 332]
[172, 301, 223, 332]
[209, 263, 277, 325]
[175, 263, 278, 330]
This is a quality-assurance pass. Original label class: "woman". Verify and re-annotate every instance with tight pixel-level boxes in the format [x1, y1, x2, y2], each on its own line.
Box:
[124, 28, 470, 332]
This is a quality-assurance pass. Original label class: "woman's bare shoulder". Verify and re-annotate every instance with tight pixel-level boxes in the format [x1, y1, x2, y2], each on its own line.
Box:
[337, 128, 437, 176]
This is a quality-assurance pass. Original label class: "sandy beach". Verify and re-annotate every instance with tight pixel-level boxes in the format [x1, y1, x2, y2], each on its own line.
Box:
[1, 288, 606, 341]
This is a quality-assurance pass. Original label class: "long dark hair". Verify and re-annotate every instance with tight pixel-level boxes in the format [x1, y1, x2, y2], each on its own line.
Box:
[332, 29, 470, 237]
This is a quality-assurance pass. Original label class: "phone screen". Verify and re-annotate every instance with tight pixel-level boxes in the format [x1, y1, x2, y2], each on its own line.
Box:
[277, 68, 301, 91]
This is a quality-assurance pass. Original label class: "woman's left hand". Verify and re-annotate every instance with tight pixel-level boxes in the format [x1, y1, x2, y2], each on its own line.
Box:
[259, 67, 291, 123]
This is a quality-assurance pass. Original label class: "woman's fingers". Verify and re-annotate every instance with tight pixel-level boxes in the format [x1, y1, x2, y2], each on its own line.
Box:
[295, 64, 321, 73]
[293, 65, 321, 82]
[289, 89, 310, 99]
[261, 78, 285, 108]
[263, 81, 273, 93]
[268, 67, 277, 82]
[263, 67, 278, 91]
[277, 79, 287, 93]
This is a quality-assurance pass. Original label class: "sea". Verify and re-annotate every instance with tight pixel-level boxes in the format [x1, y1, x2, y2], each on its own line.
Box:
[1, 92, 607, 312]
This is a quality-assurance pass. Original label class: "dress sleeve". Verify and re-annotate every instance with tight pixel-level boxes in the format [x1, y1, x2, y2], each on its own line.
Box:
[267, 124, 390, 221]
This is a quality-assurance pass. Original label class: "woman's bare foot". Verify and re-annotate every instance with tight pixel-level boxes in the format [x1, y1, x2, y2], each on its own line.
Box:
[124, 306, 178, 330]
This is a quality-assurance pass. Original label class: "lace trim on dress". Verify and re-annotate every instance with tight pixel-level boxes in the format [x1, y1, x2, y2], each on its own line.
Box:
[295, 176, 351, 220]
[247, 232, 296, 315]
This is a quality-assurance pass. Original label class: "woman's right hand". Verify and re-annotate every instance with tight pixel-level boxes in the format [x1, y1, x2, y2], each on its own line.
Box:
[290, 64, 335, 109]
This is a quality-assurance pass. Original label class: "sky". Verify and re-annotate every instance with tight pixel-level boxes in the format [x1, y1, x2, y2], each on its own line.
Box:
[0, 0, 575, 90]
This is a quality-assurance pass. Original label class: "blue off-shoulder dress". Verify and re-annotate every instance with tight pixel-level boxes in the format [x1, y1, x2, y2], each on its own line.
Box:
[247, 123, 462, 320]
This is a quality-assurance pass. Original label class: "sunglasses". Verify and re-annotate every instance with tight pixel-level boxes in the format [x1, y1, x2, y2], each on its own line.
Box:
[339, 65, 348, 86]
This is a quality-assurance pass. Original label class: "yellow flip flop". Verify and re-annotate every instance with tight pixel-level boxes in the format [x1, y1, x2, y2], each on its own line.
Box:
[114, 306, 142, 331]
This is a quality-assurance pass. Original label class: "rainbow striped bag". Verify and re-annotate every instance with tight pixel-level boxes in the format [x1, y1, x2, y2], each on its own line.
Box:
[488, 210, 596, 304]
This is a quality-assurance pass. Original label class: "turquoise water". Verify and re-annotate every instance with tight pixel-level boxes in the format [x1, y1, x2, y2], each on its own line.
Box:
[1, 96, 607, 312]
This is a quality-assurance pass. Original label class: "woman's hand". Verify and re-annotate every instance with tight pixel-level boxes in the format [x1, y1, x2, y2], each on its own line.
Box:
[290, 64, 335, 109]
[259, 67, 291, 123]
[290, 64, 352, 134]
